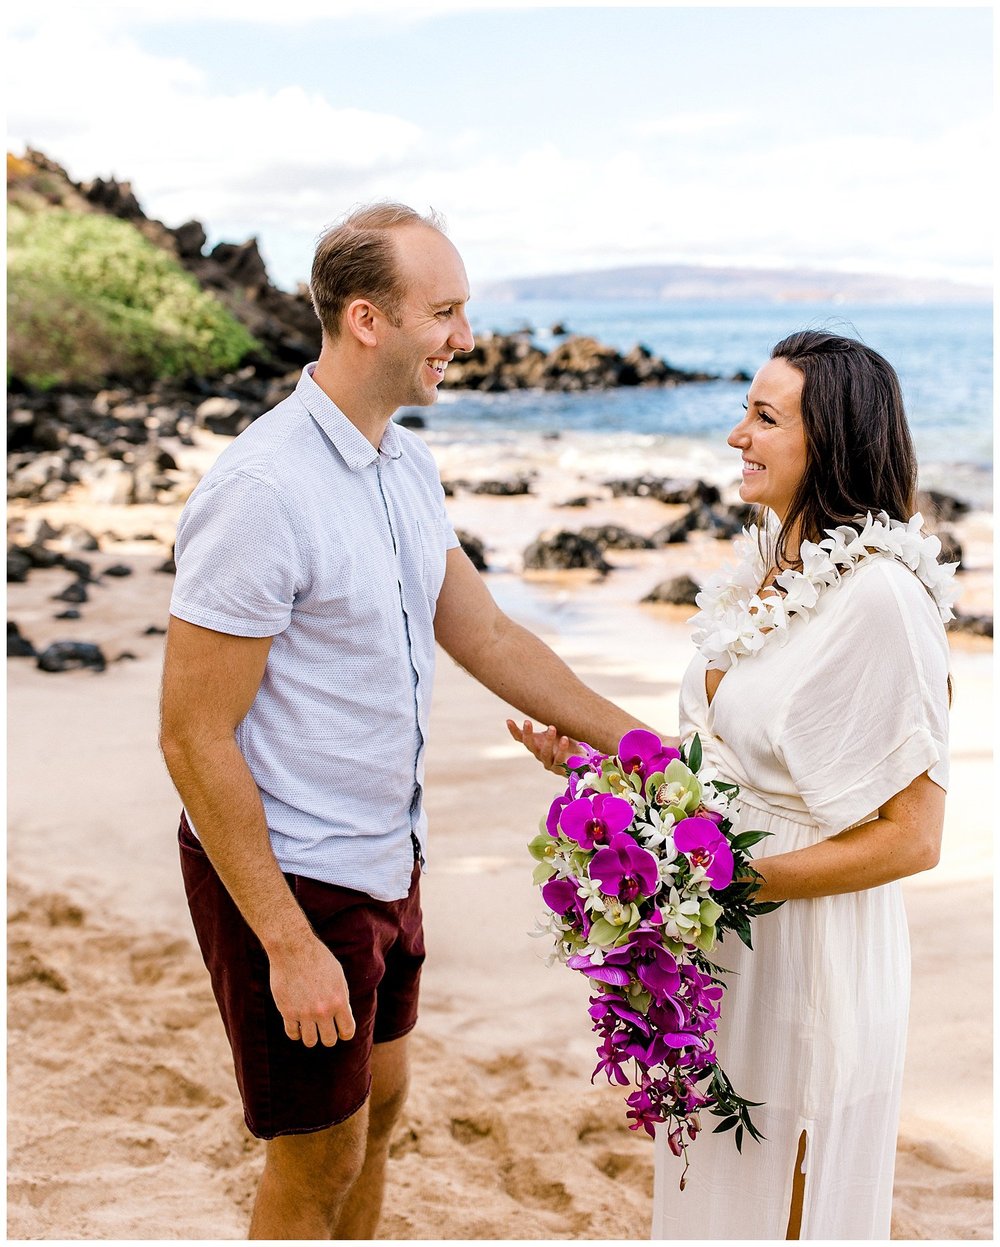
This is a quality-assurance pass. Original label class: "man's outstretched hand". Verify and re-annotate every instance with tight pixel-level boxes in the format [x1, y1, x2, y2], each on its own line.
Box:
[506, 718, 578, 775]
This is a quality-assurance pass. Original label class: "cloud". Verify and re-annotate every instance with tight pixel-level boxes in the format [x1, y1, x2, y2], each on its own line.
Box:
[4, 0, 578, 26]
[7, 8, 991, 290]
[7, 15, 426, 243]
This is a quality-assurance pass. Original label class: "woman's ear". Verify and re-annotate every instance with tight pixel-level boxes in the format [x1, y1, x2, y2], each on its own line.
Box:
[343, 297, 380, 347]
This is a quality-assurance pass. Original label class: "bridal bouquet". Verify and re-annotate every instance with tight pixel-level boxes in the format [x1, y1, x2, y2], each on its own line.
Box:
[528, 729, 780, 1185]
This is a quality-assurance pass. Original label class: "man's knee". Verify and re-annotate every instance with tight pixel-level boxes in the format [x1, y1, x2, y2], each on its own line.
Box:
[367, 1037, 411, 1145]
[265, 1105, 369, 1210]
[368, 1076, 409, 1144]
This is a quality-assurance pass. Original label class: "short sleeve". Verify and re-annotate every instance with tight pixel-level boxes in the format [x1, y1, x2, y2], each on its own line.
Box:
[773, 560, 950, 834]
[170, 470, 310, 637]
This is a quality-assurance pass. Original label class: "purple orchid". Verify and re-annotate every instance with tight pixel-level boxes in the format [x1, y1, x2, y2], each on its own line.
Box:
[589, 831, 659, 903]
[566, 740, 606, 770]
[588, 992, 651, 1033]
[540, 876, 590, 936]
[559, 792, 634, 851]
[617, 729, 681, 784]
[593, 1033, 632, 1086]
[673, 816, 735, 889]
[565, 952, 631, 987]
[545, 793, 572, 837]
[625, 1085, 663, 1138]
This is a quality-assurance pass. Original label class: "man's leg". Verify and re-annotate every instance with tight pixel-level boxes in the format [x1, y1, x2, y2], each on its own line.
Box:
[249, 1104, 370, 1240]
[334, 1034, 411, 1239]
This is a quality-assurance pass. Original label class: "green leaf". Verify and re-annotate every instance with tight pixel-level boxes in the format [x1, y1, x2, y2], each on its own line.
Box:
[729, 829, 772, 852]
[712, 1115, 739, 1133]
[687, 733, 703, 773]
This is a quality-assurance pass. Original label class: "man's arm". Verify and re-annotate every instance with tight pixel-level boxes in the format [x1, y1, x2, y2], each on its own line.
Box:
[159, 616, 355, 1048]
[433, 547, 666, 755]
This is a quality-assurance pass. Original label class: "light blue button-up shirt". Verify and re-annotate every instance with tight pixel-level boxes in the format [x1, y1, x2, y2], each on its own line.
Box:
[170, 364, 459, 900]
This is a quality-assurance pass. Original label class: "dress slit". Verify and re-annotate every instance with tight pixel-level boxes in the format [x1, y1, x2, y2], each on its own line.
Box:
[784, 1128, 809, 1240]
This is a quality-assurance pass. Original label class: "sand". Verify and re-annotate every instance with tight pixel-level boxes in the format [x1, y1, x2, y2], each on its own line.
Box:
[6, 431, 994, 1239]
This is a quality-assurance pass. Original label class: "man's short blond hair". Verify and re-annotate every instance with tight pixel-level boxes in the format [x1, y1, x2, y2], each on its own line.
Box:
[309, 202, 446, 339]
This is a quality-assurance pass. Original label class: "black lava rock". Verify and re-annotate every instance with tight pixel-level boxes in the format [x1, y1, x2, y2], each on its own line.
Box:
[917, 489, 970, 524]
[53, 580, 89, 604]
[61, 557, 95, 582]
[22, 543, 64, 569]
[946, 613, 993, 637]
[604, 476, 722, 507]
[455, 529, 488, 572]
[103, 563, 134, 577]
[578, 524, 654, 551]
[7, 549, 32, 583]
[642, 575, 701, 606]
[36, 641, 107, 673]
[54, 609, 82, 620]
[469, 477, 533, 497]
[7, 622, 37, 658]
[522, 530, 611, 574]
[936, 529, 963, 568]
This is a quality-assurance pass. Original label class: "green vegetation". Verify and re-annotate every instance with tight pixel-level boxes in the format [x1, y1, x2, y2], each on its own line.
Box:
[7, 206, 257, 388]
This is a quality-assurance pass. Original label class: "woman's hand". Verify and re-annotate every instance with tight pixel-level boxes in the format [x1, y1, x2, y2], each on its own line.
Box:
[506, 718, 578, 775]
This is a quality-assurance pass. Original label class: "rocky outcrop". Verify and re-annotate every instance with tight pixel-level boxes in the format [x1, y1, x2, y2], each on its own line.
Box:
[577, 525, 654, 551]
[36, 641, 107, 673]
[604, 476, 722, 507]
[6, 369, 301, 506]
[11, 149, 320, 378]
[522, 530, 611, 574]
[441, 332, 725, 392]
[455, 530, 488, 572]
[947, 612, 992, 637]
[917, 490, 970, 525]
[8, 622, 37, 658]
[642, 575, 701, 606]
[652, 502, 753, 544]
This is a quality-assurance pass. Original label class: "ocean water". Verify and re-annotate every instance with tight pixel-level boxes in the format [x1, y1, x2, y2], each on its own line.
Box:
[415, 300, 993, 509]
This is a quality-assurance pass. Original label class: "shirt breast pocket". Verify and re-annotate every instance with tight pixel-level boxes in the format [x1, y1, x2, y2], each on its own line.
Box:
[417, 518, 449, 602]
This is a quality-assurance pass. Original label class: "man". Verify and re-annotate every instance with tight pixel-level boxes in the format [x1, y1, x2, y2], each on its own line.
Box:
[159, 203, 640, 1239]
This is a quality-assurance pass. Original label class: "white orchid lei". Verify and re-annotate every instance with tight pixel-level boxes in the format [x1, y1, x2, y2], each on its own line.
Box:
[690, 511, 959, 672]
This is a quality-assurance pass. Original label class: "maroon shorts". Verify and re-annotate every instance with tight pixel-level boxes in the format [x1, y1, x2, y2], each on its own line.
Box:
[178, 814, 425, 1139]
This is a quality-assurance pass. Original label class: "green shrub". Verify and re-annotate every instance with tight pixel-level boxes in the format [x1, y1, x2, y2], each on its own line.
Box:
[7, 206, 257, 387]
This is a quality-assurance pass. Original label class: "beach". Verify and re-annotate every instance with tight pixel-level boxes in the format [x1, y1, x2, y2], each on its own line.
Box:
[6, 427, 993, 1240]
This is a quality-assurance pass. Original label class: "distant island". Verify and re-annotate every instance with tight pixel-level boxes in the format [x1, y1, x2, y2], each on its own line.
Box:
[479, 263, 990, 306]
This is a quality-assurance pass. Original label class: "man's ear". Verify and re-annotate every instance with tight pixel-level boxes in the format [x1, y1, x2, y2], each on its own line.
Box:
[343, 298, 380, 347]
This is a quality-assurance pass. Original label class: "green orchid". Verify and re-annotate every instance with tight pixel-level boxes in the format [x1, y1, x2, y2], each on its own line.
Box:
[694, 898, 725, 952]
[649, 759, 703, 821]
[589, 901, 643, 947]
[528, 832, 560, 885]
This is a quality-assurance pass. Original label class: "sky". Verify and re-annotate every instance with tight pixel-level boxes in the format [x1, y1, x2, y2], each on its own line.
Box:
[6, 1, 994, 293]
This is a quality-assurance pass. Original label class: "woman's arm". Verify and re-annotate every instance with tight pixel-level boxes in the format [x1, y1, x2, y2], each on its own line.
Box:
[752, 771, 944, 902]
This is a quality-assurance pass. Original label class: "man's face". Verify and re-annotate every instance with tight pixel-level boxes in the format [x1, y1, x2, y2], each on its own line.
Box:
[376, 225, 474, 409]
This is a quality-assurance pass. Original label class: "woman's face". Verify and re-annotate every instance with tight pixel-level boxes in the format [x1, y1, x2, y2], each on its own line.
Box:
[727, 357, 808, 523]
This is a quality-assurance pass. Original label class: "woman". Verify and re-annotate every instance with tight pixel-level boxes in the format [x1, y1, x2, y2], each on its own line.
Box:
[510, 331, 953, 1240]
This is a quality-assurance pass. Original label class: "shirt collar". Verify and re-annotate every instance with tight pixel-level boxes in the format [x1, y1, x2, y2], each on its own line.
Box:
[296, 363, 404, 470]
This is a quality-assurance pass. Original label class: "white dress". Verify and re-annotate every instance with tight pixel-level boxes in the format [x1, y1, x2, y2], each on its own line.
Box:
[651, 557, 950, 1240]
